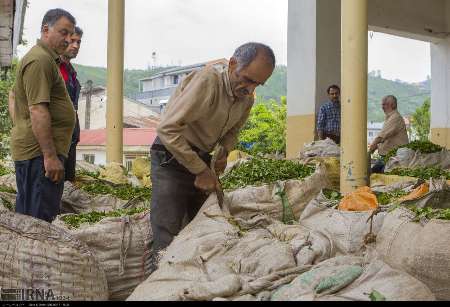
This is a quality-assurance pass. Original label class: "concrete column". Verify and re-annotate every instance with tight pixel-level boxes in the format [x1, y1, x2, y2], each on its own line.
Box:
[430, 1, 450, 149]
[286, 0, 341, 158]
[106, 0, 125, 164]
[340, 0, 369, 194]
[430, 40, 450, 149]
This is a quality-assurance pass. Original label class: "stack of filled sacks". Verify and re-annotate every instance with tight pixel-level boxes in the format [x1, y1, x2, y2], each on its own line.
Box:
[0, 211, 109, 301]
[376, 179, 450, 300]
[53, 207, 153, 301]
[383, 140, 450, 173]
[126, 158, 435, 301]
[127, 158, 330, 301]
[0, 163, 16, 212]
[299, 139, 340, 190]
[61, 163, 152, 214]
[299, 180, 430, 254]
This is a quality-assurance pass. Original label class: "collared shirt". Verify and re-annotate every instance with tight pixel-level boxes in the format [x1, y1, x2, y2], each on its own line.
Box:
[60, 61, 81, 144]
[11, 39, 76, 161]
[157, 64, 254, 175]
[377, 110, 409, 156]
[59, 61, 81, 111]
[317, 100, 341, 136]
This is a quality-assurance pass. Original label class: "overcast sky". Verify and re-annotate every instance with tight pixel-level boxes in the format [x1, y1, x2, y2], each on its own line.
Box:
[17, 0, 431, 83]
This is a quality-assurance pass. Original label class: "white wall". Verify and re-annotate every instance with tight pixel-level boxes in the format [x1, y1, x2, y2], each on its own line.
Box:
[76, 149, 107, 166]
[78, 90, 159, 130]
[287, 0, 341, 117]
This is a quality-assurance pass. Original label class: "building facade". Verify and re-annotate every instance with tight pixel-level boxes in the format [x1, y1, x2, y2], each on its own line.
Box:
[77, 128, 157, 171]
[133, 59, 229, 113]
[77, 86, 160, 130]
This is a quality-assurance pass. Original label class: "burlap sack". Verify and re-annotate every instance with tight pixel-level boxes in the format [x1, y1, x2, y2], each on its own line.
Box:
[376, 206, 450, 300]
[76, 161, 103, 173]
[131, 157, 150, 179]
[53, 210, 152, 301]
[128, 166, 331, 301]
[300, 139, 340, 159]
[299, 193, 386, 255]
[385, 149, 450, 172]
[0, 191, 16, 212]
[0, 211, 108, 301]
[61, 182, 149, 214]
[0, 174, 17, 192]
[271, 256, 435, 301]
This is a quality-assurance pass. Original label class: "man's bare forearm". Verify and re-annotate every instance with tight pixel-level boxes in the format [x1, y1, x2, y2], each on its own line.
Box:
[29, 104, 57, 158]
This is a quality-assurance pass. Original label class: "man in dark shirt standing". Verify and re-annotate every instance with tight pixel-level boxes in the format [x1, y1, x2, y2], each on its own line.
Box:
[60, 26, 83, 182]
[317, 85, 341, 145]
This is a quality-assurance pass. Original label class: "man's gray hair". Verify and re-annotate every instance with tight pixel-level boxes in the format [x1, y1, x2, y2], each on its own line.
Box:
[41, 8, 76, 32]
[232, 42, 276, 69]
[384, 95, 398, 109]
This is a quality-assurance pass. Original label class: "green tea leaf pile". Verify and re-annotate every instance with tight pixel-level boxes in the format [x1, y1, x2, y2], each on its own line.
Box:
[0, 185, 15, 194]
[80, 182, 152, 200]
[76, 169, 100, 179]
[323, 189, 343, 201]
[0, 164, 12, 176]
[384, 140, 444, 163]
[221, 158, 315, 190]
[376, 189, 409, 206]
[408, 206, 450, 221]
[386, 167, 450, 181]
[61, 207, 149, 229]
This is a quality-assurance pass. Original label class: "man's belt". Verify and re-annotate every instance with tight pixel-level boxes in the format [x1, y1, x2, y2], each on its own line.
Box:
[151, 141, 210, 160]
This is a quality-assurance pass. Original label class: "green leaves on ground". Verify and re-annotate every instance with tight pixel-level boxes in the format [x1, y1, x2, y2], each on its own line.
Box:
[80, 182, 151, 200]
[61, 207, 149, 229]
[221, 158, 315, 190]
[384, 140, 444, 163]
[386, 167, 450, 181]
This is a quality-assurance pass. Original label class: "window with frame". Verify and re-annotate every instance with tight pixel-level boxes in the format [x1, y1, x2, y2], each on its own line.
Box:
[83, 154, 95, 164]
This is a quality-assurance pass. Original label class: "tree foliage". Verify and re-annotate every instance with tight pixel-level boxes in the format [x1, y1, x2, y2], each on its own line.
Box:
[0, 62, 16, 159]
[409, 98, 430, 141]
[237, 96, 286, 156]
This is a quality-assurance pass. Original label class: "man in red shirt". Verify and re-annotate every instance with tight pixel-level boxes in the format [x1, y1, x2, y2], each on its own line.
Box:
[59, 26, 82, 182]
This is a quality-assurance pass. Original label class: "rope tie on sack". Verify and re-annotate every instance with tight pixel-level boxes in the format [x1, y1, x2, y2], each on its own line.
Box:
[119, 216, 132, 276]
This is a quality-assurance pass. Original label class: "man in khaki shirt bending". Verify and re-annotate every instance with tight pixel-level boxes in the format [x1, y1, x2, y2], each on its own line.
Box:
[369, 95, 409, 173]
[150, 42, 275, 262]
[11, 9, 76, 222]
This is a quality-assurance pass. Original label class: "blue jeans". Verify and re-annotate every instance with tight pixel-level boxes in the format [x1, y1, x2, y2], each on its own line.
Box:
[15, 155, 66, 223]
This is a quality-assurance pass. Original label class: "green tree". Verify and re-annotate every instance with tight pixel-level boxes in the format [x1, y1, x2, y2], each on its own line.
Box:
[0, 62, 17, 158]
[409, 98, 431, 141]
[237, 96, 286, 156]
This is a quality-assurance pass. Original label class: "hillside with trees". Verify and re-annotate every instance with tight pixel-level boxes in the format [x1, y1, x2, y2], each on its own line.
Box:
[73, 64, 430, 122]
